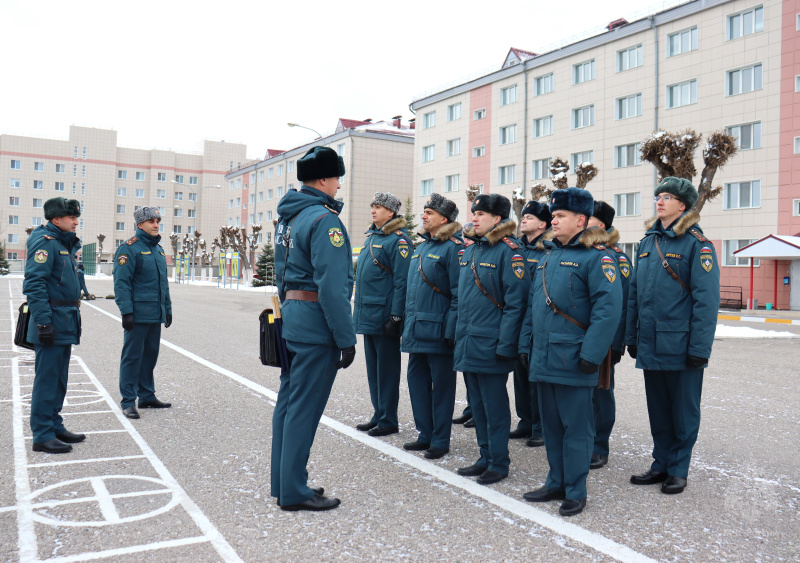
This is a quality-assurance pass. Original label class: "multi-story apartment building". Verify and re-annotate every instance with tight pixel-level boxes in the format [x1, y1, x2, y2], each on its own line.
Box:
[0, 126, 247, 263]
[225, 117, 415, 249]
[410, 0, 800, 309]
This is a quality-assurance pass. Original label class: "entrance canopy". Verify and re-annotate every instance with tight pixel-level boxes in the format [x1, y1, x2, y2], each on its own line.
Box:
[734, 235, 800, 259]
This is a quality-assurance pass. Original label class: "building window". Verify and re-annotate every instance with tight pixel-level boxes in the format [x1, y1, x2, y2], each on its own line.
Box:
[175, 192, 183, 201]
[288, 161, 294, 173]
[54, 182, 65, 192]
[136, 171, 145, 181]
[795, 136, 800, 154]
[10, 178, 20, 188]
[726, 122, 762, 150]
[614, 143, 642, 168]
[614, 192, 641, 216]
[81, 166, 86, 178]
[116, 204, 126, 214]
[258, 191, 264, 202]
[667, 79, 697, 108]
[726, 63, 762, 96]
[188, 192, 197, 202]
[33, 161, 44, 172]
[500, 85, 518, 106]
[617, 45, 643, 71]
[532, 115, 553, 138]
[473, 146, 486, 158]
[534, 73, 554, 96]
[727, 5, 764, 40]
[793, 199, 800, 216]
[724, 180, 761, 209]
[532, 158, 550, 180]
[266, 210, 273, 221]
[616, 94, 642, 119]
[9, 197, 19, 206]
[571, 105, 595, 129]
[8, 252, 18, 259]
[8, 234, 18, 243]
[571, 150, 594, 169]
[135, 189, 144, 198]
[73, 165, 78, 177]
[31, 217, 42, 226]
[258, 170, 265, 182]
[498, 165, 516, 185]
[72, 182, 76, 194]
[267, 168, 274, 179]
[174, 175, 183, 184]
[422, 145, 435, 162]
[228, 199, 233, 209]
[420, 179, 433, 196]
[81, 183, 85, 195]
[153, 172, 164, 182]
[157, 189, 166, 199]
[474, 108, 486, 120]
[446, 138, 461, 157]
[336, 143, 346, 157]
[10, 160, 20, 170]
[9, 215, 18, 225]
[796, 75, 800, 92]
[118, 170, 127, 180]
[499, 124, 517, 145]
[33, 198, 43, 208]
[250, 173, 255, 184]
[267, 189, 273, 200]
[445, 174, 460, 192]
[55, 164, 65, 173]
[174, 225, 182, 234]
[668, 27, 698, 57]
[174, 208, 183, 217]
[573, 60, 595, 84]
[188, 209, 196, 218]
[422, 111, 436, 129]
[33, 180, 43, 190]
[447, 102, 462, 121]
[277, 187, 283, 198]
[278, 164, 284, 176]
[82, 147, 86, 159]
[723, 239, 760, 266]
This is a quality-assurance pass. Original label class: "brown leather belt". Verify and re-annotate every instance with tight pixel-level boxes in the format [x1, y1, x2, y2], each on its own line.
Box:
[285, 290, 319, 302]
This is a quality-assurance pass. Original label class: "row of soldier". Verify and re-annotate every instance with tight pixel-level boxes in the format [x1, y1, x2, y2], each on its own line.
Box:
[272, 147, 720, 516]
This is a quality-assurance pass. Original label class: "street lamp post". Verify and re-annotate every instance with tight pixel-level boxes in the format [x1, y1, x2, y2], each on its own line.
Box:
[172, 181, 220, 282]
[287, 122, 323, 139]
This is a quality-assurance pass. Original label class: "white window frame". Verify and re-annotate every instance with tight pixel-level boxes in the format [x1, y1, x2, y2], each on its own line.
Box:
[55, 164, 65, 173]
[157, 172, 167, 182]
[532, 158, 550, 180]
[447, 102, 462, 121]
[726, 121, 762, 150]
[571, 105, 595, 129]
[34, 161, 44, 172]
[723, 239, 760, 266]
[666, 79, 697, 109]
[532, 115, 553, 138]
[422, 111, 436, 129]
[614, 192, 642, 216]
[446, 138, 461, 157]
[667, 27, 698, 57]
[473, 108, 486, 120]
[534, 73, 554, 96]
[445, 174, 460, 193]
[10, 160, 21, 170]
[727, 5, 765, 40]
[156, 189, 166, 199]
[472, 146, 486, 158]
[499, 124, 517, 145]
[136, 171, 145, 181]
[794, 137, 800, 154]
[726, 63, 763, 96]
[571, 150, 594, 169]
[498, 165, 516, 185]
[422, 145, 435, 163]
[9, 178, 20, 188]
[54, 182, 65, 192]
[616, 45, 643, 71]
[572, 59, 595, 84]
[135, 188, 144, 198]
[9, 197, 20, 207]
[614, 143, 642, 168]
[500, 84, 518, 106]
[32, 199, 43, 208]
[615, 94, 642, 120]
[793, 198, 800, 216]
[420, 179, 433, 196]
[117, 187, 126, 197]
[723, 180, 762, 209]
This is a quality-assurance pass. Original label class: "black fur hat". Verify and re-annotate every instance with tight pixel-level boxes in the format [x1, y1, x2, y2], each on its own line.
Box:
[521, 200, 552, 227]
[424, 193, 459, 222]
[592, 200, 615, 229]
[297, 146, 345, 182]
[471, 193, 511, 220]
[549, 187, 593, 218]
[44, 197, 81, 220]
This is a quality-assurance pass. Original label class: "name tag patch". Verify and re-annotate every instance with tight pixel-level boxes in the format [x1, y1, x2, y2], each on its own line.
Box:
[665, 253, 683, 259]
[479, 262, 496, 269]
[639, 252, 650, 258]
[560, 261, 580, 268]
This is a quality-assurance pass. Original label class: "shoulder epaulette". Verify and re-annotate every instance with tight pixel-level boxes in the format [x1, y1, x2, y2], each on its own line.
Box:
[502, 237, 519, 249]
[394, 230, 404, 236]
[464, 239, 475, 247]
[689, 229, 708, 242]
[323, 205, 339, 215]
[42, 235, 55, 240]
[610, 244, 623, 253]
[450, 236, 463, 245]
[126, 236, 138, 245]
[593, 244, 606, 251]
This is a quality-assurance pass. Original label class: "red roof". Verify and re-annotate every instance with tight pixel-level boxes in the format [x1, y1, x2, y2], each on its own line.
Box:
[510, 47, 537, 60]
[266, 149, 285, 158]
[336, 118, 371, 132]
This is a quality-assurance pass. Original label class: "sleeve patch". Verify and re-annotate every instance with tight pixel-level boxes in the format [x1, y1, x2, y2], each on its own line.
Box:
[602, 263, 617, 283]
[328, 227, 344, 247]
[34, 250, 48, 263]
[701, 255, 714, 272]
[117, 254, 129, 265]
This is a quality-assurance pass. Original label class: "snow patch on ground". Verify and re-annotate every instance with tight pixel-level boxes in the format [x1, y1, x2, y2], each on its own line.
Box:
[715, 324, 795, 339]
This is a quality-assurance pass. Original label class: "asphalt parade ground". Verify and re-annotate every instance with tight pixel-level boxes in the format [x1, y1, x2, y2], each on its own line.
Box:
[1, 277, 798, 562]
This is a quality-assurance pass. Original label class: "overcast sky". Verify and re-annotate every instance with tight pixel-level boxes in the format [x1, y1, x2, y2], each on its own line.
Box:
[0, 0, 683, 160]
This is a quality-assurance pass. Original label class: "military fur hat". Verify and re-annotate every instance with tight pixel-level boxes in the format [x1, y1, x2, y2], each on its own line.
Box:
[297, 146, 345, 182]
[471, 193, 511, 220]
[548, 187, 594, 218]
[424, 193, 459, 222]
[371, 192, 402, 215]
[592, 200, 616, 229]
[521, 200, 552, 227]
[655, 176, 697, 209]
[44, 197, 81, 220]
[134, 206, 161, 225]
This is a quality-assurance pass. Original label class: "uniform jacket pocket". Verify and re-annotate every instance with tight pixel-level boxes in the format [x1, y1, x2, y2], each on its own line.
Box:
[413, 311, 444, 341]
[465, 325, 499, 360]
[655, 319, 690, 355]
[546, 332, 584, 372]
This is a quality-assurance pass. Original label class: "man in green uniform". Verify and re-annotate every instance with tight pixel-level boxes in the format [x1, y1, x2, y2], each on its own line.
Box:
[521, 187, 621, 516]
[627, 177, 720, 495]
[23, 197, 85, 453]
[402, 193, 462, 459]
[272, 146, 356, 511]
[587, 201, 632, 470]
[454, 194, 529, 485]
[113, 207, 173, 420]
[354, 192, 411, 437]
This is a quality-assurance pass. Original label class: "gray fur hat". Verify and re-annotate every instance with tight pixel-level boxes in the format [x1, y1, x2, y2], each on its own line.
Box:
[134, 206, 162, 225]
[370, 192, 402, 215]
[424, 193, 459, 222]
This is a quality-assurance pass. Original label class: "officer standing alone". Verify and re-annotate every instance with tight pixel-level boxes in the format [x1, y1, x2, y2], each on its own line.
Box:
[626, 177, 720, 495]
[521, 188, 621, 516]
[23, 197, 86, 454]
[402, 193, 462, 459]
[271, 146, 356, 511]
[354, 192, 411, 437]
[113, 207, 173, 420]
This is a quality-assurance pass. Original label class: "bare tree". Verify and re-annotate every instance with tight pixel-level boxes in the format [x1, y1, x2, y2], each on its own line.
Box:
[466, 184, 482, 202]
[97, 233, 105, 263]
[512, 187, 526, 237]
[575, 163, 598, 189]
[530, 182, 553, 202]
[218, 225, 260, 283]
[640, 129, 737, 212]
[550, 158, 570, 190]
[169, 233, 179, 267]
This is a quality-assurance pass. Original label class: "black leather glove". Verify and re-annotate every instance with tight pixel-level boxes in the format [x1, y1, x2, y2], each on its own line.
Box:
[611, 349, 623, 365]
[445, 338, 455, 349]
[686, 355, 708, 369]
[383, 316, 403, 337]
[496, 353, 516, 362]
[336, 346, 356, 369]
[165, 314, 172, 328]
[122, 314, 135, 332]
[37, 324, 54, 346]
[579, 359, 598, 374]
[518, 353, 529, 370]
[628, 345, 637, 359]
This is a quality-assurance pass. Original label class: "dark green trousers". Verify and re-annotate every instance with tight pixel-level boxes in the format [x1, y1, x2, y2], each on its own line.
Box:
[119, 323, 160, 409]
[31, 344, 71, 443]
[464, 371, 511, 475]
[513, 359, 541, 435]
[407, 353, 456, 449]
[363, 334, 401, 429]
[592, 367, 616, 456]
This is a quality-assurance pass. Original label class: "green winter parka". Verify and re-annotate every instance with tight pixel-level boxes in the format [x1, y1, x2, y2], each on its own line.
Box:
[113, 228, 172, 323]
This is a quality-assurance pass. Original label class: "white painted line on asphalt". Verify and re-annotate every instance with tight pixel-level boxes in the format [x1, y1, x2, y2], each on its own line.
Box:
[28, 455, 146, 468]
[24, 430, 127, 440]
[83, 301, 656, 563]
[44, 536, 210, 563]
[21, 410, 115, 417]
[12, 357, 39, 562]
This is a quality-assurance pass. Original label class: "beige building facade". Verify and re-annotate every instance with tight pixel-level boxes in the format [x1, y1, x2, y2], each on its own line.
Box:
[0, 125, 247, 263]
[411, 0, 800, 308]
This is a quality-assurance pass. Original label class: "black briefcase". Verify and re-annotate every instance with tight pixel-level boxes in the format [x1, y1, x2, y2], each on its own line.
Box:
[14, 302, 34, 350]
[259, 308, 280, 367]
